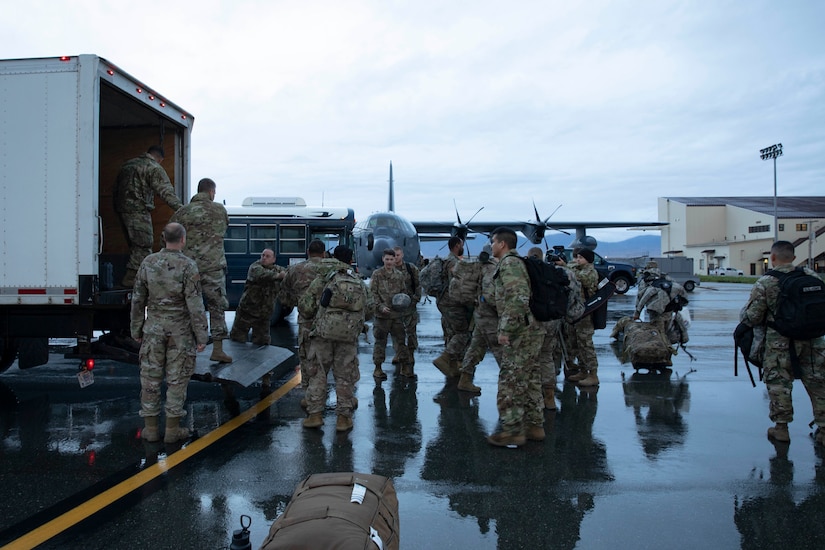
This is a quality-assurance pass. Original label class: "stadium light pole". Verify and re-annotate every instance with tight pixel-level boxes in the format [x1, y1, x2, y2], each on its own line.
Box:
[760, 143, 783, 241]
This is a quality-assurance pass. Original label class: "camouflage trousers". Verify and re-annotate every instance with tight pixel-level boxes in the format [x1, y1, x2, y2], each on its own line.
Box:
[496, 324, 544, 435]
[437, 303, 472, 359]
[392, 310, 419, 356]
[297, 318, 311, 390]
[230, 308, 271, 346]
[200, 269, 229, 340]
[763, 339, 825, 426]
[374, 316, 411, 368]
[460, 314, 501, 375]
[305, 337, 360, 417]
[570, 315, 598, 373]
[539, 319, 565, 387]
[138, 331, 197, 418]
[119, 211, 154, 273]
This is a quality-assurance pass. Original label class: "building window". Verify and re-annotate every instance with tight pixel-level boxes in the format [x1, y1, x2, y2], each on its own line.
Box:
[778, 224, 784, 231]
[748, 225, 770, 233]
[796, 223, 808, 232]
[699, 259, 704, 270]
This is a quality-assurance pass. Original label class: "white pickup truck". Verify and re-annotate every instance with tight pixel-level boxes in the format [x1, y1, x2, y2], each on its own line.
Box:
[711, 267, 744, 276]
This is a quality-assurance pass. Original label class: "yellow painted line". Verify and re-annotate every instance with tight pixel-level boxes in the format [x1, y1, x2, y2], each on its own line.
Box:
[2, 372, 301, 550]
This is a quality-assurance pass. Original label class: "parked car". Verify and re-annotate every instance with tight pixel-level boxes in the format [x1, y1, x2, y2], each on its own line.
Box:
[711, 267, 744, 276]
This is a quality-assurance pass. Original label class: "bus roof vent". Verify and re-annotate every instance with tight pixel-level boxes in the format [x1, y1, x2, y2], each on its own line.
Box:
[243, 197, 307, 207]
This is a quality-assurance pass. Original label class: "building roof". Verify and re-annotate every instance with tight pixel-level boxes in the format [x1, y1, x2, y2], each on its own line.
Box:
[663, 197, 825, 219]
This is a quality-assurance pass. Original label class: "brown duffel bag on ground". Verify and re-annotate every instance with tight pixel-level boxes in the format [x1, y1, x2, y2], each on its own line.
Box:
[259, 472, 400, 550]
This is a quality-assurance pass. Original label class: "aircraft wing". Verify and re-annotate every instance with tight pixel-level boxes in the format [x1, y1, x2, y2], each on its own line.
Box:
[411, 220, 667, 244]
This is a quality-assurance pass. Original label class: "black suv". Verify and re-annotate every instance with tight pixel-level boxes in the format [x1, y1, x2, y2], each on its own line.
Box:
[554, 248, 637, 294]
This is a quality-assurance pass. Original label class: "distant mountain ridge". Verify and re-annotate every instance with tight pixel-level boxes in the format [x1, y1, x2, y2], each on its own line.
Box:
[419, 234, 660, 259]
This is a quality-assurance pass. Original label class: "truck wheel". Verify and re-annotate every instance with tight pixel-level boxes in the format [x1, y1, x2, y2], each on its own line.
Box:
[683, 280, 696, 292]
[612, 276, 631, 294]
[0, 338, 19, 373]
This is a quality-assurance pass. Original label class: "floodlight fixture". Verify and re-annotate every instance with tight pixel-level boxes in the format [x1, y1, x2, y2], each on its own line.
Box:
[760, 143, 783, 241]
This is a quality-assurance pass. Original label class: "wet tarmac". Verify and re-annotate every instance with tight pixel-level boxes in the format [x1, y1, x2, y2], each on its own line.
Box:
[2, 283, 825, 549]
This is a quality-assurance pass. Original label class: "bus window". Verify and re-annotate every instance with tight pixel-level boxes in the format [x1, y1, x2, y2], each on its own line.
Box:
[250, 224, 277, 254]
[279, 224, 307, 255]
[225, 225, 248, 254]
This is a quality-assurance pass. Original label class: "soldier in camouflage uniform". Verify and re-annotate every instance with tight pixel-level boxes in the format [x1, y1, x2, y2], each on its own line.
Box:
[433, 236, 472, 378]
[567, 248, 601, 387]
[456, 244, 500, 394]
[130, 223, 208, 444]
[393, 246, 421, 375]
[487, 228, 545, 447]
[280, 240, 340, 398]
[371, 249, 413, 380]
[171, 178, 232, 363]
[230, 248, 286, 346]
[740, 240, 825, 446]
[299, 246, 372, 432]
[114, 145, 183, 287]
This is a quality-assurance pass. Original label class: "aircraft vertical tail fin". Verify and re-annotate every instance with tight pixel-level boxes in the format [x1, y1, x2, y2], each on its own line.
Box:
[388, 162, 394, 212]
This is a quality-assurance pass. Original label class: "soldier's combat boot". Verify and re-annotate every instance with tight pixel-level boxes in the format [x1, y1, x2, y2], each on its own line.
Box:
[566, 369, 588, 382]
[373, 364, 387, 380]
[543, 386, 556, 410]
[578, 372, 600, 387]
[525, 424, 546, 441]
[768, 422, 790, 442]
[141, 416, 160, 442]
[400, 363, 416, 379]
[121, 268, 137, 288]
[303, 413, 324, 429]
[433, 352, 459, 378]
[487, 432, 526, 448]
[164, 416, 190, 444]
[457, 372, 481, 394]
[335, 415, 353, 432]
[210, 338, 233, 363]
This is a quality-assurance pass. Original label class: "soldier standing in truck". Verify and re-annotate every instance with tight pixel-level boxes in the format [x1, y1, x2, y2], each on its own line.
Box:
[114, 145, 183, 287]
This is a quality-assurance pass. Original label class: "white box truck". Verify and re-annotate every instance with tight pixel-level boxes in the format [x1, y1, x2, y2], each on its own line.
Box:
[0, 55, 193, 371]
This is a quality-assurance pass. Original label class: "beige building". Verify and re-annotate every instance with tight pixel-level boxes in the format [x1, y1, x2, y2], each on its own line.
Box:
[659, 197, 825, 276]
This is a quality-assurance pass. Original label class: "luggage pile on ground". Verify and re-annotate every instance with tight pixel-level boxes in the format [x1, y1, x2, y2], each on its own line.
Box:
[259, 472, 400, 550]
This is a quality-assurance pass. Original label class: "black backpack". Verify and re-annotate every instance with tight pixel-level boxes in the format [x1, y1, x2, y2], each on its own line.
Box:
[651, 277, 689, 312]
[733, 321, 763, 387]
[520, 257, 570, 322]
[766, 267, 825, 340]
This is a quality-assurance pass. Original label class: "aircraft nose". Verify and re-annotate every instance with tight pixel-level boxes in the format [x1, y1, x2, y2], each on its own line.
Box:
[373, 238, 395, 261]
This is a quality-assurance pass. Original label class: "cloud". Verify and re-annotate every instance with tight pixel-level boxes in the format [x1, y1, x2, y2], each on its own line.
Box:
[2, 0, 824, 242]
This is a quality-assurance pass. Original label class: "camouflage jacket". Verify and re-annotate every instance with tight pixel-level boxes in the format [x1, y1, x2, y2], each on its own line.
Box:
[572, 262, 599, 299]
[130, 249, 208, 344]
[371, 265, 409, 319]
[397, 262, 422, 306]
[280, 258, 342, 312]
[237, 260, 286, 318]
[170, 192, 229, 273]
[494, 251, 534, 337]
[114, 153, 182, 214]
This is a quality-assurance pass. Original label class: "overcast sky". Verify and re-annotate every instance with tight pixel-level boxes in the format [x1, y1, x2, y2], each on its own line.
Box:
[4, 1, 823, 241]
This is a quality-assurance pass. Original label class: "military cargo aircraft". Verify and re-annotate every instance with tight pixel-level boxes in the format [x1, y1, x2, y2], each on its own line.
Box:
[352, 163, 667, 278]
